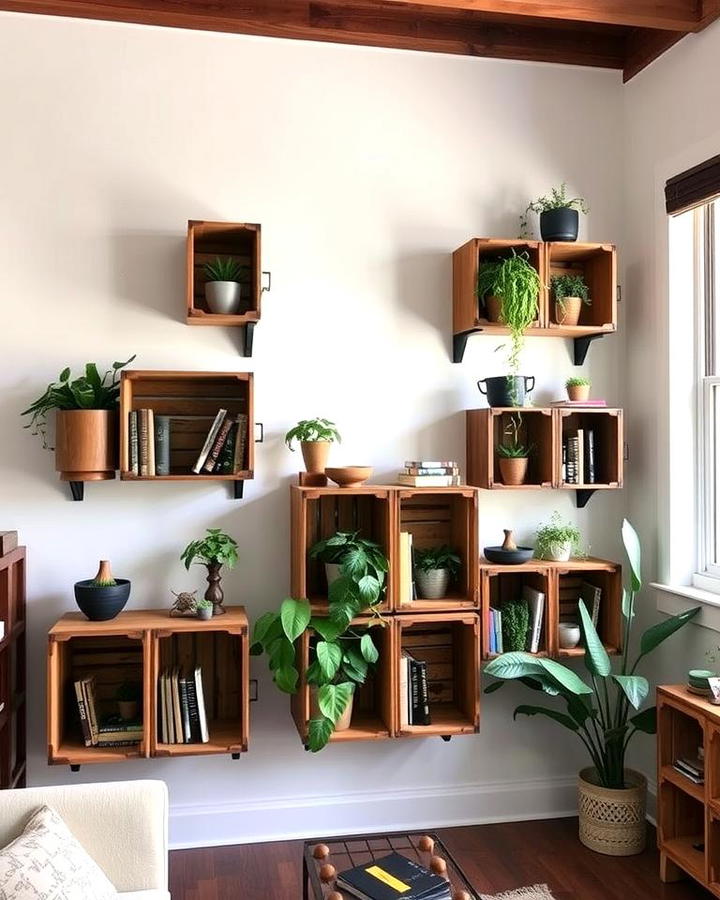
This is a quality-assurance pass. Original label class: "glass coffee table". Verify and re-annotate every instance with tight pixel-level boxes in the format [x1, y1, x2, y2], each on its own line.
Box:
[303, 830, 478, 899]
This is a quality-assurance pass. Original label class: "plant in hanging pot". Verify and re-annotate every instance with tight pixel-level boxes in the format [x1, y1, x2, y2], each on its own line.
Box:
[309, 531, 388, 617]
[484, 519, 700, 856]
[520, 183, 589, 242]
[534, 512, 583, 562]
[74, 560, 131, 621]
[413, 545, 461, 600]
[180, 528, 239, 617]
[551, 273, 591, 326]
[203, 257, 247, 316]
[285, 418, 342, 474]
[22, 356, 136, 484]
[566, 376, 592, 403]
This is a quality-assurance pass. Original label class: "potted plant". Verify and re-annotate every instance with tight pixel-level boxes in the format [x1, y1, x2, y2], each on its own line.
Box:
[309, 531, 388, 617]
[413, 545, 461, 600]
[195, 598, 214, 621]
[180, 528, 239, 616]
[485, 519, 700, 856]
[116, 681, 141, 720]
[496, 413, 532, 485]
[251, 596, 386, 751]
[520, 183, 589, 242]
[285, 418, 342, 474]
[203, 257, 246, 315]
[74, 560, 131, 622]
[566, 376, 591, 402]
[534, 512, 583, 562]
[551, 273, 591, 326]
[22, 356, 135, 483]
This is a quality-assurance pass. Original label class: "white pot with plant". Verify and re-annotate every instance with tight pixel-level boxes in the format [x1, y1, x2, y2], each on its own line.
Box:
[566, 376, 591, 402]
[534, 511, 583, 562]
[520, 183, 589, 242]
[285, 418, 341, 474]
[195, 598, 213, 621]
[551, 273, 591, 326]
[485, 520, 699, 856]
[204, 256, 246, 315]
[413, 545, 461, 600]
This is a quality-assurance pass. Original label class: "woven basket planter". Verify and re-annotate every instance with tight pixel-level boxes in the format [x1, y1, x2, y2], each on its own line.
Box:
[578, 767, 647, 856]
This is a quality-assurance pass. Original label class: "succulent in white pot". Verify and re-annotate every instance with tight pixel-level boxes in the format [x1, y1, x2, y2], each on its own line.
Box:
[413, 545, 461, 601]
[204, 256, 246, 316]
[534, 512, 584, 563]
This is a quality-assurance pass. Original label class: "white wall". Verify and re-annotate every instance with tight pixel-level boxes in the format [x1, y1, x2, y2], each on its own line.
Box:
[0, 12, 626, 846]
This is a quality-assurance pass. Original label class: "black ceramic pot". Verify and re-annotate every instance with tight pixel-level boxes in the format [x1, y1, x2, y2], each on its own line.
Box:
[484, 546, 534, 565]
[478, 375, 535, 408]
[74, 579, 131, 621]
[540, 208, 579, 242]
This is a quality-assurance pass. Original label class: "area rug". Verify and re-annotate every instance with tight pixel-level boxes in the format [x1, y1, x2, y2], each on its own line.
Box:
[481, 885, 556, 900]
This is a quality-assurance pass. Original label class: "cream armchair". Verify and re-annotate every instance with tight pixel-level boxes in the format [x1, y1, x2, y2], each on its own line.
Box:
[0, 779, 169, 899]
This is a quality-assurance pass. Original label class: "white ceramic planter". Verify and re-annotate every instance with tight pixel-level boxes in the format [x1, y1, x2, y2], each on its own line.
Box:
[206, 281, 241, 315]
[558, 622, 581, 649]
[414, 568, 450, 600]
[544, 541, 572, 562]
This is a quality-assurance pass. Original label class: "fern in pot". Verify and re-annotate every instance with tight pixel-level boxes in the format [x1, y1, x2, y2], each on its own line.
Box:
[413, 545, 461, 600]
[551, 273, 591, 326]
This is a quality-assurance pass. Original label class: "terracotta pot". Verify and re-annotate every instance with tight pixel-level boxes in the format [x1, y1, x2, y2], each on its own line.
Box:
[567, 383, 591, 402]
[55, 410, 117, 481]
[204, 562, 226, 616]
[301, 441, 331, 473]
[414, 568, 450, 600]
[485, 295, 503, 322]
[498, 457, 529, 485]
[554, 296, 582, 326]
[310, 687, 354, 732]
[578, 768, 647, 856]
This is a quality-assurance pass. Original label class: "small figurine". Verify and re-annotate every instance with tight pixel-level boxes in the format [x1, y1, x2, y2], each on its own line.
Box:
[169, 590, 198, 617]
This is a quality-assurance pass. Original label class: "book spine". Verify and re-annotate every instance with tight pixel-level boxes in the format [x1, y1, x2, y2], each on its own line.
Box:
[233, 414, 248, 473]
[179, 676, 192, 743]
[404, 460, 457, 468]
[405, 467, 459, 476]
[129, 411, 139, 476]
[495, 609, 504, 654]
[587, 430, 595, 484]
[488, 608, 496, 654]
[84, 679, 99, 745]
[194, 667, 209, 743]
[94, 740, 142, 748]
[185, 678, 202, 742]
[218, 422, 238, 475]
[193, 410, 227, 474]
[74, 681, 92, 747]
[399, 656, 409, 728]
[154, 415, 171, 476]
[139, 409, 149, 477]
[416, 661, 431, 726]
[203, 415, 235, 473]
[562, 440, 567, 483]
[410, 660, 420, 724]
[147, 408, 155, 476]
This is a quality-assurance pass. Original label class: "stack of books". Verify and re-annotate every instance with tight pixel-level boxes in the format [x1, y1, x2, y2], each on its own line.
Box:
[74, 676, 143, 747]
[551, 399, 607, 408]
[673, 755, 704, 785]
[128, 409, 247, 476]
[396, 461, 460, 488]
[157, 666, 209, 745]
[337, 852, 451, 900]
[559, 581, 602, 628]
[399, 650, 431, 726]
[488, 586, 546, 655]
[562, 428, 596, 484]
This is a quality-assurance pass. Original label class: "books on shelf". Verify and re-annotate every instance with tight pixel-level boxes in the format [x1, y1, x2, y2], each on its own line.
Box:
[73, 676, 143, 748]
[154, 415, 170, 476]
[398, 651, 431, 726]
[551, 399, 607, 407]
[337, 851, 451, 900]
[488, 607, 503, 655]
[523, 585, 545, 654]
[673, 756, 705, 784]
[192, 409, 227, 473]
[563, 429, 596, 484]
[158, 665, 209, 745]
[396, 461, 460, 488]
[398, 532, 414, 607]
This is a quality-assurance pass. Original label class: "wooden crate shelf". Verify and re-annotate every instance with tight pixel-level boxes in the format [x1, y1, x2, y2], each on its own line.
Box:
[119, 370, 254, 499]
[466, 408, 555, 490]
[186, 220, 263, 357]
[479, 558, 621, 660]
[291, 616, 394, 746]
[557, 408, 623, 490]
[452, 238, 617, 365]
[0, 546, 26, 791]
[47, 608, 249, 767]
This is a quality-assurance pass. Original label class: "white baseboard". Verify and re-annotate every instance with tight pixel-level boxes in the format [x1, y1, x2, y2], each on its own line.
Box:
[169, 775, 578, 849]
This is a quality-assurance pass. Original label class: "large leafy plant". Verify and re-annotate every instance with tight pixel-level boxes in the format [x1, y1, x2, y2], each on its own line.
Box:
[21, 356, 136, 448]
[413, 545, 461, 578]
[285, 418, 341, 449]
[181, 528, 239, 570]
[251, 597, 383, 751]
[484, 519, 700, 789]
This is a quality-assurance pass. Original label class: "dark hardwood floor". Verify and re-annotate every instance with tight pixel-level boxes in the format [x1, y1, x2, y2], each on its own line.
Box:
[169, 818, 713, 899]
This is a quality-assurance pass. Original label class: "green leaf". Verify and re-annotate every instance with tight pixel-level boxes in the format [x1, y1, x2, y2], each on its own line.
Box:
[520, 675, 561, 696]
[538, 658, 593, 695]
[249, 642, 263, 656]
[69, 377, 95, 408]
[310, 618, 341, 642]
[639, 607, 700, 657]
[622, 519, 642, 592]
[85, 362, 102, 390]
[343, 547, 368, 579]
[318, 682, 354, 723]
[306, 659, 323, 685]
[622, 587, 635, 621]
[274, 665, 299, 694]
[360, 633, 379, 664]
[612, 674, 649, 710]
[343, 647, 368, 681]
[280, 597, 311, 643]
[59, 367, 70, 382]
[252, 612, 281, 649]
[484, 652, 544, 680]
[358, 574, 381, 606]
[566, 693, 593, 726]
[307, 717, 334, 752]
[268, 637, 295, 672]
[630, 705, 657, 734]
[316, 641, 342, 681]
[483, 680, 505, 694]
[579, 599, 611, 676]
[513, 705, 579, 731]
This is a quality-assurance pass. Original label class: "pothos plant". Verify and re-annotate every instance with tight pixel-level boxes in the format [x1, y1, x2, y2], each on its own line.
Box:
[484, 519, 700, 789]
[520, 183, 589, 237]
[309, 531, 388, 625]
[285, 418, 341, 449]
[180, 529, 239, 570]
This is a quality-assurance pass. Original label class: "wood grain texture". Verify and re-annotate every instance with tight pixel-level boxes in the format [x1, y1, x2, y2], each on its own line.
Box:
[0, 547, 26, 791]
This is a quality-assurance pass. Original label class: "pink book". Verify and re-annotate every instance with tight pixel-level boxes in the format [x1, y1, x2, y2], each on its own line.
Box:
[550, 400, 607, 407]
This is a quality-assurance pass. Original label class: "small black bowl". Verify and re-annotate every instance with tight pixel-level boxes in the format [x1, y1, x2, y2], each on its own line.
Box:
[74, 579, 131, 621]
[483, 546, 534, 565]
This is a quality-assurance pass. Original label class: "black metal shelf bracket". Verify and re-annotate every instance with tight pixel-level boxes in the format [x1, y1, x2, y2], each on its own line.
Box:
[441, 735, 452, 742]
[233, 481, 245, 501]
[242, 321, 256, 358]
[576, 489, 596, 509]
[69, 482, 84, 502]
[573, 334, 603, 366]
[70, 764, 80, 773]
[231, 752, 241, 760]
[453, 330, 475, 364]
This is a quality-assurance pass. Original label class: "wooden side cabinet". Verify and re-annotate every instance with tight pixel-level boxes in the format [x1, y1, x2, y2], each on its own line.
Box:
[47, 608, 249, 768]
[0, 546, 26, 790]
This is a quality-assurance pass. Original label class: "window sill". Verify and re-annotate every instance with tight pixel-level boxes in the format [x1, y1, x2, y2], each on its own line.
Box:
[653, 582, 720, 632]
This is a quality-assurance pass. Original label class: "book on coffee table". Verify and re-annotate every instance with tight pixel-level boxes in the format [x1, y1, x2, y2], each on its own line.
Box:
[337, 851, 451, 899]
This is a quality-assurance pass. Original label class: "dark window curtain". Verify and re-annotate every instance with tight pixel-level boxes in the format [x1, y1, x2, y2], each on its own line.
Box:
[666, 154, 720, 215]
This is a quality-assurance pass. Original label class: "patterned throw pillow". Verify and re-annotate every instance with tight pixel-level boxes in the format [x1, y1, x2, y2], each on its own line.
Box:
[0, 805, 117, 899]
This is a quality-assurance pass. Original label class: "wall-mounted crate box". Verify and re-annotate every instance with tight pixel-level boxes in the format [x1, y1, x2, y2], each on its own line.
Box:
[291, 617, 394, 746]
[394, 613, 480, 739]
[466, 408, 555, 490]
[556, 408, 623, 489]
[119, 371, 254, 497]
[395, 488, 478, 612]
[545, 242, 616, 332]
[555, 560, 622, 658]
[0, 546, 26, 791]
[480, 563, 552, 658]
[290, 486, 394, 615]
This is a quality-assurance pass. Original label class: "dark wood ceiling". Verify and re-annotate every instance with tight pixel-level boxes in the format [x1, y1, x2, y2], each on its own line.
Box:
[1, 0, 718, 80]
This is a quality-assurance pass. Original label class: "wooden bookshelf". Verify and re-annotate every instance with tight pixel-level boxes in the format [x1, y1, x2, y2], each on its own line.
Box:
[119, 370, 254, 499]
[479, 557, 622, 660]
[452, 238, 617, 365]
[556, 408, 624, 491]
[47, 608, 249, 768]
[0, 546, 26, 790]
[186, 220, 263, 357]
